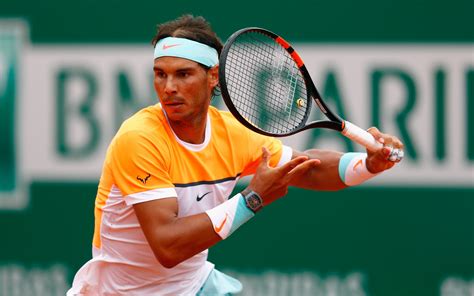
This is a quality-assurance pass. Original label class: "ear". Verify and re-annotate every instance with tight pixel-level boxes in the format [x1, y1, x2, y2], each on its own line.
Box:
[208, 65, 219, 88]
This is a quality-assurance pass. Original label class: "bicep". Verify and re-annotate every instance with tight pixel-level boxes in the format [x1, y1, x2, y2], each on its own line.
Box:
[133, 197, 179, 246]
[132, 196, 221, 267]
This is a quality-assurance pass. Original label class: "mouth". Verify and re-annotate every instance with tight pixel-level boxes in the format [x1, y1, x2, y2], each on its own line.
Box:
[161, 96, 184, 105]
[162, 100, 185, 112]
[164, 102, 184, 107]
[161, 97, 183, 104]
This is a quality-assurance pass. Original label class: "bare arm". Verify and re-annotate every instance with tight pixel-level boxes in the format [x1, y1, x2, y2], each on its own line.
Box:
[133, 198, 220, 268]
[133, 127, 404, 269]
[133, 148, 318, 268]
[289, 127, 405, 191]
[289, 149, 347, 191]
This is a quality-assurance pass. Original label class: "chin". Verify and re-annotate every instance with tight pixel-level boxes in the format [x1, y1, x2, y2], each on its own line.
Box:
[165, 111, 190, 123]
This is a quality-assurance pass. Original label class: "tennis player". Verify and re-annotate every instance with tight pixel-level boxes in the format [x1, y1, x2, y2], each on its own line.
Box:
[67, 15, 403, 295]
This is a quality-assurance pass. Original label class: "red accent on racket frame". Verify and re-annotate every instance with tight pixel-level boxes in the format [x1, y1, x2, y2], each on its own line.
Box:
[276, 36, 290, 49]
[290, 51, 304, 68]
[276, 36, 304, 68]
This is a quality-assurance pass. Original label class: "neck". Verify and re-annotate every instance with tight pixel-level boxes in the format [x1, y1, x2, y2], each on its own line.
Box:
[167, 113, 208, 144]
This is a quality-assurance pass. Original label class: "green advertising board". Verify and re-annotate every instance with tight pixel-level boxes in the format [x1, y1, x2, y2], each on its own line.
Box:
[0, 0, 473, 295]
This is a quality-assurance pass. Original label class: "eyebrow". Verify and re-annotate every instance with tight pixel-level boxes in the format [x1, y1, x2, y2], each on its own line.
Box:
[153, 66, 196, 72]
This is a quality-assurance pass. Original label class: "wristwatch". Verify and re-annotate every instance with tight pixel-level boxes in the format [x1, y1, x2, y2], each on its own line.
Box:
[242, 190, 263, 213]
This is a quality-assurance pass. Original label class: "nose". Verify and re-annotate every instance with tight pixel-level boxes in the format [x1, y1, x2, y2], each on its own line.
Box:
[164, 77, 177, 95]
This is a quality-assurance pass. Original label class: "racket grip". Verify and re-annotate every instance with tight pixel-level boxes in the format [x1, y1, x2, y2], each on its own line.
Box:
[341, 121, 383, 152]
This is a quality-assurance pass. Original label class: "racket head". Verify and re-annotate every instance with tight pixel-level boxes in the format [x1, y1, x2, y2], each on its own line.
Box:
[219, 27, 316, 137]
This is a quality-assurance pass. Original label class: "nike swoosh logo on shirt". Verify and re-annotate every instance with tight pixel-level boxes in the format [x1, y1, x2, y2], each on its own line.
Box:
[215, 214, 228, 233]
[196, 191, 212, 202]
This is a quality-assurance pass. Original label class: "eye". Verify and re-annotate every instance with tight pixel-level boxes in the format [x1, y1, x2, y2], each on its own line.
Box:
[177, 71, 190, 78]
[155, 71, 166, 79]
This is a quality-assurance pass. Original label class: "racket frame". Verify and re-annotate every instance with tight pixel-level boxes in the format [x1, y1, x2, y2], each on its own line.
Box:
[219, 27, 384, 153]
[219, 27, 344, 137]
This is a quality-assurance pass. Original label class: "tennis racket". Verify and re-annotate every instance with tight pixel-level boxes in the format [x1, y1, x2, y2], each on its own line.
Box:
[219, 27, 403, 160]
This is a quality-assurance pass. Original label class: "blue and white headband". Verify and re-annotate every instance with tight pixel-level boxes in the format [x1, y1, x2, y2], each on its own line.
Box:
[154, 37, 218, 67]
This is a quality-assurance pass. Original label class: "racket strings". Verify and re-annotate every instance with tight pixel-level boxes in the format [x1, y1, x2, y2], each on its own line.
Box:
[224, 32, 308, 134]
[231, 34, 296, 130]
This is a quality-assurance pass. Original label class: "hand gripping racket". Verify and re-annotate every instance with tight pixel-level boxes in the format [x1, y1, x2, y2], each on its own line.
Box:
[219, 27, 403, 161]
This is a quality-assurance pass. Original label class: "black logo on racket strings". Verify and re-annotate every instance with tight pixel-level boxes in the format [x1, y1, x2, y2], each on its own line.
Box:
[137, 173, 151, 184]
[196, 191, 212, 202]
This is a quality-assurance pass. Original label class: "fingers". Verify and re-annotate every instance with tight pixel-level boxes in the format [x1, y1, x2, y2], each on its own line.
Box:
[366, 146, 395, 173]
[378, 148, 396, 169]
[258, 146, 319, 179]
[367, 126, 403, 149]
[367, 127, 383, 142]
[384, 135, 404, 162]
[388, 148, 404, 163]
[277, 155, 310, 176]
[286, 158, 321, 180]
[257, 147, 309, 177]
[367, 127, 404, 162]
[250, 148, 319, 203]
[378, 145, 403, 164]
[261, 147, 271, 166]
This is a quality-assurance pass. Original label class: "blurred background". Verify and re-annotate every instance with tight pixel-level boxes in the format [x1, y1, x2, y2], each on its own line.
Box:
[0, 0, 473, 295]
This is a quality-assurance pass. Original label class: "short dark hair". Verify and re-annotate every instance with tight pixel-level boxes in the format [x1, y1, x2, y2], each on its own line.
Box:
[151, 15, 223, 98]
[151, 14, 223, 56]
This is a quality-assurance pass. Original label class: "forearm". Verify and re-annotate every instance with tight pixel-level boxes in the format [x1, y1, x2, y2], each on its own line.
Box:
[135, 193, 254, 268]
[289, 149, 347, 191]
[149, 213, 221, 267]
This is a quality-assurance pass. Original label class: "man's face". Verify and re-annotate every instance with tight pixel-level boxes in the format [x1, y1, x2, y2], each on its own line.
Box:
[153, 57, 218, 124]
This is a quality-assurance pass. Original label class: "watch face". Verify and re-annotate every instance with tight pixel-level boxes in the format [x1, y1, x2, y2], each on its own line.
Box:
[246, 193, 262, 211]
